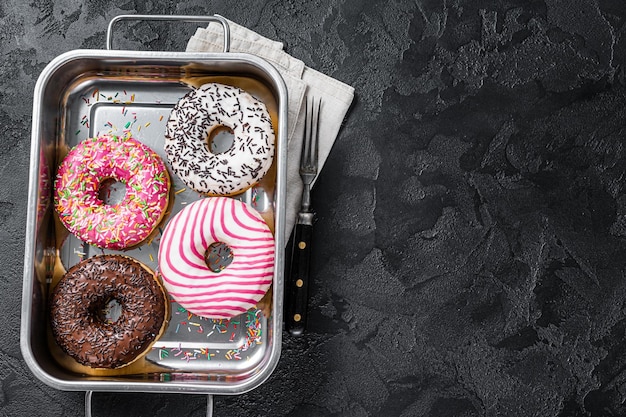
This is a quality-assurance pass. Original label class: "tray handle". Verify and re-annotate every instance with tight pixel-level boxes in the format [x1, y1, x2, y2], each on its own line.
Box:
[85, 391, 214, 417]
[106, 14, 230, 52]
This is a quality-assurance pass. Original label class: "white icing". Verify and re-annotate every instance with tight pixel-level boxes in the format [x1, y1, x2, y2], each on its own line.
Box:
[165, 83, 275, 195]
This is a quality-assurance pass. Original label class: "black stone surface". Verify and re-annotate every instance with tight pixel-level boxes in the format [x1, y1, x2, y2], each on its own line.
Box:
[4, 0, 626, 416]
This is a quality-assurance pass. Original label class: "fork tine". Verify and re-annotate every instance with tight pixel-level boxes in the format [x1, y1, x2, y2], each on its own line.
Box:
[300, 100, 311, 170]
[300, 97, 320, 174]
[312, 98, 320, 169]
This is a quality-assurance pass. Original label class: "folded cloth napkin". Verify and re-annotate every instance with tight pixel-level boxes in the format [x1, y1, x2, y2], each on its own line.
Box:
[186, 18, 355, 243]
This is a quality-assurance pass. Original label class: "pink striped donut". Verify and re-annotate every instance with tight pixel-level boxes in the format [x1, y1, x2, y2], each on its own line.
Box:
[158, 197, 274, 319]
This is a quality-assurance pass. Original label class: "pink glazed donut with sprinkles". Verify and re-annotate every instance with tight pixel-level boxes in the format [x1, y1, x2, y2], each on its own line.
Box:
[54, 134, 171, 250]
[158, 197, 274, 319]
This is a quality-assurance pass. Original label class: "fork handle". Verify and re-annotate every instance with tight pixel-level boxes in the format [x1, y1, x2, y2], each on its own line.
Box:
[286, 216, 313, 336]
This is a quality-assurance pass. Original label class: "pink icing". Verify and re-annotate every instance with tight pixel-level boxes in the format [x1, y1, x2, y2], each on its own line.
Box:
[158, 197, 274, 319]
[54, 134, 170, 250]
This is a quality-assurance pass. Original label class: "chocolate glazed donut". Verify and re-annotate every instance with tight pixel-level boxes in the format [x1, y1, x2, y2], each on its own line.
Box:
[49, 255, 167, 369]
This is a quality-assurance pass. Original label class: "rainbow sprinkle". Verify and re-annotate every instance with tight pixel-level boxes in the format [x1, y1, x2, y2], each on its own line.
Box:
[152, 305, 264, 363]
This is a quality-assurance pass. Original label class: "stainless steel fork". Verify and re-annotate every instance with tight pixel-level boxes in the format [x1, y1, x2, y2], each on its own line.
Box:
[286, 97, 321, 336]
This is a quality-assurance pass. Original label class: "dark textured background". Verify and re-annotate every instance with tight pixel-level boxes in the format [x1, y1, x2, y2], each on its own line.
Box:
[3, 0, 626, 416]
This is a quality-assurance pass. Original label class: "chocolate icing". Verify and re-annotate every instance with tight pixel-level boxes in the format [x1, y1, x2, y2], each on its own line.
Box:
[49, 254, 166, 369]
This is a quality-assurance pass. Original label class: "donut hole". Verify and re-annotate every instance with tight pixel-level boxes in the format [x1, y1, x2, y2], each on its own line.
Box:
[97, 178, 127, 205]
[204, 241, 234, 273]
[94, 298, 123, 324]
[207, 125, 235, 155]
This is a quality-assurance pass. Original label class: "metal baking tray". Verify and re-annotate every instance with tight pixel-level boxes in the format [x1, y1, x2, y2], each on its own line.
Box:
[20, 15, 287, 403]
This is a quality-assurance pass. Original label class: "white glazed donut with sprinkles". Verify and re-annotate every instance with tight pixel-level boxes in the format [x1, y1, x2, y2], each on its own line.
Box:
[164, 82, 275, 196]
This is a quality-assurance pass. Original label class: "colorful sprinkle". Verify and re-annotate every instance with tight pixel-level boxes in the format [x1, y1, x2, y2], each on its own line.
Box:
[152, 302, 264, 363]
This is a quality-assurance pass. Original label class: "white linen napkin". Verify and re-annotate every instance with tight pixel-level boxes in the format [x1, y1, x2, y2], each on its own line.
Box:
[186, 18, 355, 243]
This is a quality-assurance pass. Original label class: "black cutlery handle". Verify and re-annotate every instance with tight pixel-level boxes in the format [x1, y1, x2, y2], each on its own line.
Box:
[286, 222, 313, 336]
